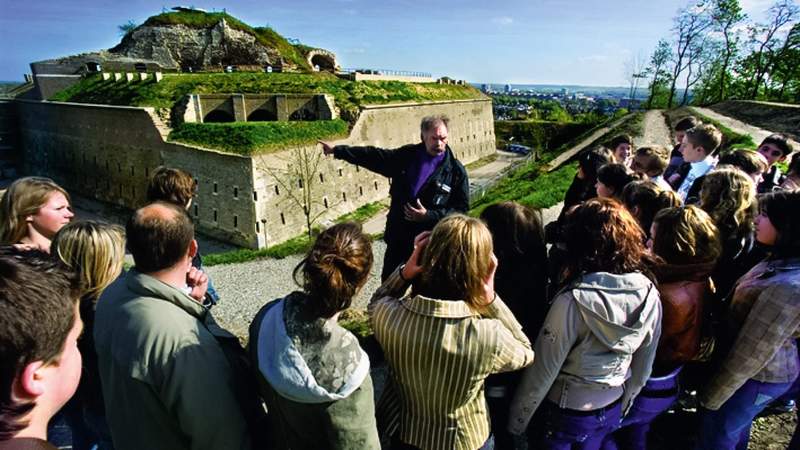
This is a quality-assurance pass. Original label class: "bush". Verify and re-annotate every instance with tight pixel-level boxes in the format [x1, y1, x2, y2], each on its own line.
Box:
[168, 120, 349, 155]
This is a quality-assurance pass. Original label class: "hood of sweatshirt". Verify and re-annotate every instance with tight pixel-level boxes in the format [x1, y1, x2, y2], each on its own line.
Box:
[257, 299, 370, 404]
[570, 272, 659, 354]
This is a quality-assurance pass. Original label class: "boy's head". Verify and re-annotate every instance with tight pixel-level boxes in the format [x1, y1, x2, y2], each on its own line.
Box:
[609, 134, 634, 164]
[681, 124, 722, 163]
[718, 149, 769, 185]
[0, 248, 81, 440]
[757, 134, 794, 167]
[631, 146, 670, 179]
[673, 116, 700, 146]
[146, 167, 197, 210]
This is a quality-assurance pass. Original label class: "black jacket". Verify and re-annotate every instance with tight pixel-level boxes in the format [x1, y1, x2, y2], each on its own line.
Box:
[333, 142, 469, 246]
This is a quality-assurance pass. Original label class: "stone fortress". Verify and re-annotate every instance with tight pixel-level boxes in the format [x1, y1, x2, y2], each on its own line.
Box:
[11, 8, 496, 249]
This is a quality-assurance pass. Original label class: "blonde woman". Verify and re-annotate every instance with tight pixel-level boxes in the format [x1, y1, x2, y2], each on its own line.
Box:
[369, 214, 533, 450]
[0, 177, 74, 252]
[52, 221, 125, 450]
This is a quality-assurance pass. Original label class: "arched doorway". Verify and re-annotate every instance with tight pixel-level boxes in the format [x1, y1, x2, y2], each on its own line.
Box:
[203, 110, 235, 123]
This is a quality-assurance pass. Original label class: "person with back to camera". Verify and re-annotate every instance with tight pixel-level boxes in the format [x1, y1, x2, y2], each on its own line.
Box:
[0, 248, 82, 450]
[629, 145, 672, 191]
[508, 198, 662, 450]
[93, 202, 251, 450]
[780, 152, 800, 190]
[683, 149, 769, 205]
[621, 180, 681, 241]
[480, 201, 548, 450]
[249, 222, 379, 450]
[146, 166, 220, 305]
[319, 115, 469, 280]
[697, 190, 800, 450]
[51, 221, 126, 450]
[602, 205, 721, 450]
[369, 214, 534, 450]
[0, 177, 74, 253]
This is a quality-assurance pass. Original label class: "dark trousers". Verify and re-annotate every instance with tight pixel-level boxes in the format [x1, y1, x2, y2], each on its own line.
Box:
[381, 238, 414, 281]
[601, 367, 681, 450]
[532, 399, 622, 450]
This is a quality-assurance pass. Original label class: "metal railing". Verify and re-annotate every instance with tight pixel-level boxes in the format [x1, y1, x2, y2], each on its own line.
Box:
[340, 68, 432, 78]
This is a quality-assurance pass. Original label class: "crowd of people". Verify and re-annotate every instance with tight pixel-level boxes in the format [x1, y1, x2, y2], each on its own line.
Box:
[0, 114, 798, 450]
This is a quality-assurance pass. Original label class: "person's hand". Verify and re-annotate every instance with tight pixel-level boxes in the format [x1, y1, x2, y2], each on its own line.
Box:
[401, 231, 431, 281]
[403, 199, 427, 222]
[483, 253, 498, 304]
[186, 266, 209, 303]
[318, 141, 334, 156]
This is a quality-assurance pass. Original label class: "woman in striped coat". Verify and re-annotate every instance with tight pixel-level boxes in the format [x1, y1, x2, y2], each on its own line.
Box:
[369, 214, 534, 450]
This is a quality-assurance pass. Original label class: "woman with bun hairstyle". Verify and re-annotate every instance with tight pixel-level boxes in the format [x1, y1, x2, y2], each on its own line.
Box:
[52, 220, 126, 450]
[249, 222, 379, 450]
[697, 190, 800, 450]
[370, 214, 533, 450]
[604, 206, 721, 450]
[508, 198, 661, 449]
[0, 176, 74, 252]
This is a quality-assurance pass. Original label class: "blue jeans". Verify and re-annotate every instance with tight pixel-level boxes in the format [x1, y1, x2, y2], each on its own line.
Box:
[534, 399, 622, 450]
[601, 367, 681, 450]
[391, 433, 494, 450]
[697, 378, 795, 450]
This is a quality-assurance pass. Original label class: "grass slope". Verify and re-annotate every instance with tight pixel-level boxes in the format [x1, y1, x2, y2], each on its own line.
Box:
[169, 119, 349, 155]
[666, 107, 756, 150]
[50, 73, 485, 122]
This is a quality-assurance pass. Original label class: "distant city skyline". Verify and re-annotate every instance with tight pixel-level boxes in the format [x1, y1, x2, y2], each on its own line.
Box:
[0, 0, 775, 85]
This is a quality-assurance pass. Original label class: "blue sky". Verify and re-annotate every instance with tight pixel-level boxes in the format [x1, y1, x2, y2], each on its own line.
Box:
[0, 0, 774, 85]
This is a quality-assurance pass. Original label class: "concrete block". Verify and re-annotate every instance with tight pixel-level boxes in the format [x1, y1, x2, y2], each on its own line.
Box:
[154, 72, 163, 83]
[139, 73, 148, 81]
[125, 73, 135, 82]
[113, 73, 123, 82]
[102, 73, 111, 81]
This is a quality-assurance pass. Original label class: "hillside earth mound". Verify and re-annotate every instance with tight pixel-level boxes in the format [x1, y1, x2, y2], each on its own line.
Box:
[708, 100, 800, 141]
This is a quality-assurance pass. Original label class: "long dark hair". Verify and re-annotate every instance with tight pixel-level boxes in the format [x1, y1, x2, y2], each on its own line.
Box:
[759, 190, 800, 259]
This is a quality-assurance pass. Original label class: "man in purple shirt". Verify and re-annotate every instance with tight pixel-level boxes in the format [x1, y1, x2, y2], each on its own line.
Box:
[320, 115, 469, 280]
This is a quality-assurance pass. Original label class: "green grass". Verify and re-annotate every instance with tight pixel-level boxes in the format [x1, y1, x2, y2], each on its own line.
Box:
[335, 201, 387, 224]
[138, 11, 310, 69]
[49, 72, 485, 124]
[668, 107, 757, 151]
[168, 119, 349, 155]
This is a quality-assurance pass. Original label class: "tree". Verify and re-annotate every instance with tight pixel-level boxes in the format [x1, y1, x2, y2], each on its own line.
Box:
[682, 39, 719, 105]
[708, 0, 746, 101]
[260, 146, 334, 238]
[667, 4, 713, 108]
[118, 20, 138, 37]
[624, 52, 648, 101]
[646, 39, 673, 108]
[744, 0, 799, 98]
[769, 22, 800, 100]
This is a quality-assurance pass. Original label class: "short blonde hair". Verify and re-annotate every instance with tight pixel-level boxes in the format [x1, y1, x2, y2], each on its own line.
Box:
[416, 214, 493, 312]
[0, 177, 70, 245]
[52, 221, 126, 300]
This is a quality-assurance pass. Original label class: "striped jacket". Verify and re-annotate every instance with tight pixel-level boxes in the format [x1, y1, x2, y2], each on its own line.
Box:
[369, 268, 534, 450]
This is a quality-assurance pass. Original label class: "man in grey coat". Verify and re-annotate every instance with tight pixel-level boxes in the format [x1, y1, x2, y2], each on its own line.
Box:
[94, 202, 251, 450]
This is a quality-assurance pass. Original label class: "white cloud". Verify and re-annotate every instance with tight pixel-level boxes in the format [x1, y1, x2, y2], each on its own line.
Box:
[491, 17, 514, 25]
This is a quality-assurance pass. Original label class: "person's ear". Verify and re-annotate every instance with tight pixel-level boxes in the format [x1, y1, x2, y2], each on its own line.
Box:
[779, 154, 787, 163]
[17, 361, 47, 399]
[188, 239, 198, 259]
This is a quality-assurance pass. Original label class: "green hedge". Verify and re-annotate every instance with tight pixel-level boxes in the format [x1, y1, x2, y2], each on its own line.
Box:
[494, 121, 594, 154]
[168, 120, 349, 155]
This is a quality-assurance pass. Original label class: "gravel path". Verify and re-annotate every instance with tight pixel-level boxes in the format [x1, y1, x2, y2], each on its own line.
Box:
[691, 106, 800, 149]
[638, 110, 673, 148]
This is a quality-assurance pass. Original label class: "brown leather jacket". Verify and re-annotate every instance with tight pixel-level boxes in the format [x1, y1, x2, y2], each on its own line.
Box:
[653, 262, 715, 375]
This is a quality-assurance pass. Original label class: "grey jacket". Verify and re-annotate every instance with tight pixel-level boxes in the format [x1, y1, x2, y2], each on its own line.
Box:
[508, 272, 661, 434]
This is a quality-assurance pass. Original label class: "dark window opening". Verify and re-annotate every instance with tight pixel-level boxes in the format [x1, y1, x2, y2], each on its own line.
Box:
[342, 192, 347, 201]
[194, 205, 198, 217]
[247, 109, 278, 122]
[323, 197, 329, 208]
[213, 210, 218, 222]
[274, 185, 280, 195]
[338, 168, 343, 177]
[255, 222, 260, 233]
[359, 186, 363, 196]
[374, 181, 379, 190]
[213, 182, 218, 194]
[233, 187, 238, 198]
[233, 216, 238, 228]
[203, 110, 235, 123]
[253, 191, 258, 201]
[280, 213, 286, 225]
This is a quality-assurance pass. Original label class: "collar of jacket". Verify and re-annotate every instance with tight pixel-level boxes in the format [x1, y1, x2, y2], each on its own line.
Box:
[126, 269, 208, 321]
[401, 294, 478, 319]
[654, 261, 715, 284]
[763, 256, 800, 272]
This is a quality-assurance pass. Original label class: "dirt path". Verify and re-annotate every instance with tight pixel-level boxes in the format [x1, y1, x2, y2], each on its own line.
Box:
[638, 110, 673, 148]
[691, 106, 800, 149]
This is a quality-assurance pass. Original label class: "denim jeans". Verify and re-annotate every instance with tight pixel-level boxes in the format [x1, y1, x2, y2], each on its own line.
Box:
[391, 433, 494, 450]
[696, 378, 795, 450]
[600, 367, 681, 450]
[533, 399, 622, 450]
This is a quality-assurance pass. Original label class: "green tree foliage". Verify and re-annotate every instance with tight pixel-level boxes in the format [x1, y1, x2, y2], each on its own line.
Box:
[646, 39, 673, 108]
[118, 20, 138, 36]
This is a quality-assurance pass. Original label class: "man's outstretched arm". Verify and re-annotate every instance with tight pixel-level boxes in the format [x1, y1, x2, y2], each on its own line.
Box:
[319, 140, 403, 178]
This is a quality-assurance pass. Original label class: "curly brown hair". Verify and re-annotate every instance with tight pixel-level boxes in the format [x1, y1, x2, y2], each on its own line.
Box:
[562, 198, 655, 283]
[699, 167, 756, 242]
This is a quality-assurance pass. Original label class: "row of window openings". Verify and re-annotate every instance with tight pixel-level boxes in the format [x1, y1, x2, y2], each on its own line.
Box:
[51, 155, 151, 179]
[273, 181, 378, 196]
[207, 166, 359, 200]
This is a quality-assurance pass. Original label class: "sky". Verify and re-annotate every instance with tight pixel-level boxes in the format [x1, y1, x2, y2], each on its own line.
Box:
[0, 0, 776, 86]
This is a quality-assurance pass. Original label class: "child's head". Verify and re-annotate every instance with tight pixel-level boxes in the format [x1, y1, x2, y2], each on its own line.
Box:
[577, 146, 614, 182]
[622, 181, 682, 238]
[699, 167, 756, 241]
[717, 149, 769, 185]
[630, 146, 670, 179]
[681, 124, 722, 162]
[650, 205, 721, 266]
[0, 248, 81, 440]
[787, 152, 800, 176]
[673, 116, 701, 146]
[609, 134, 634, 165]
[757, 134, 794, 167]
[756, 190, 800, 257]
[146, 167, 197, 210]
[596, 163, 636, 200]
